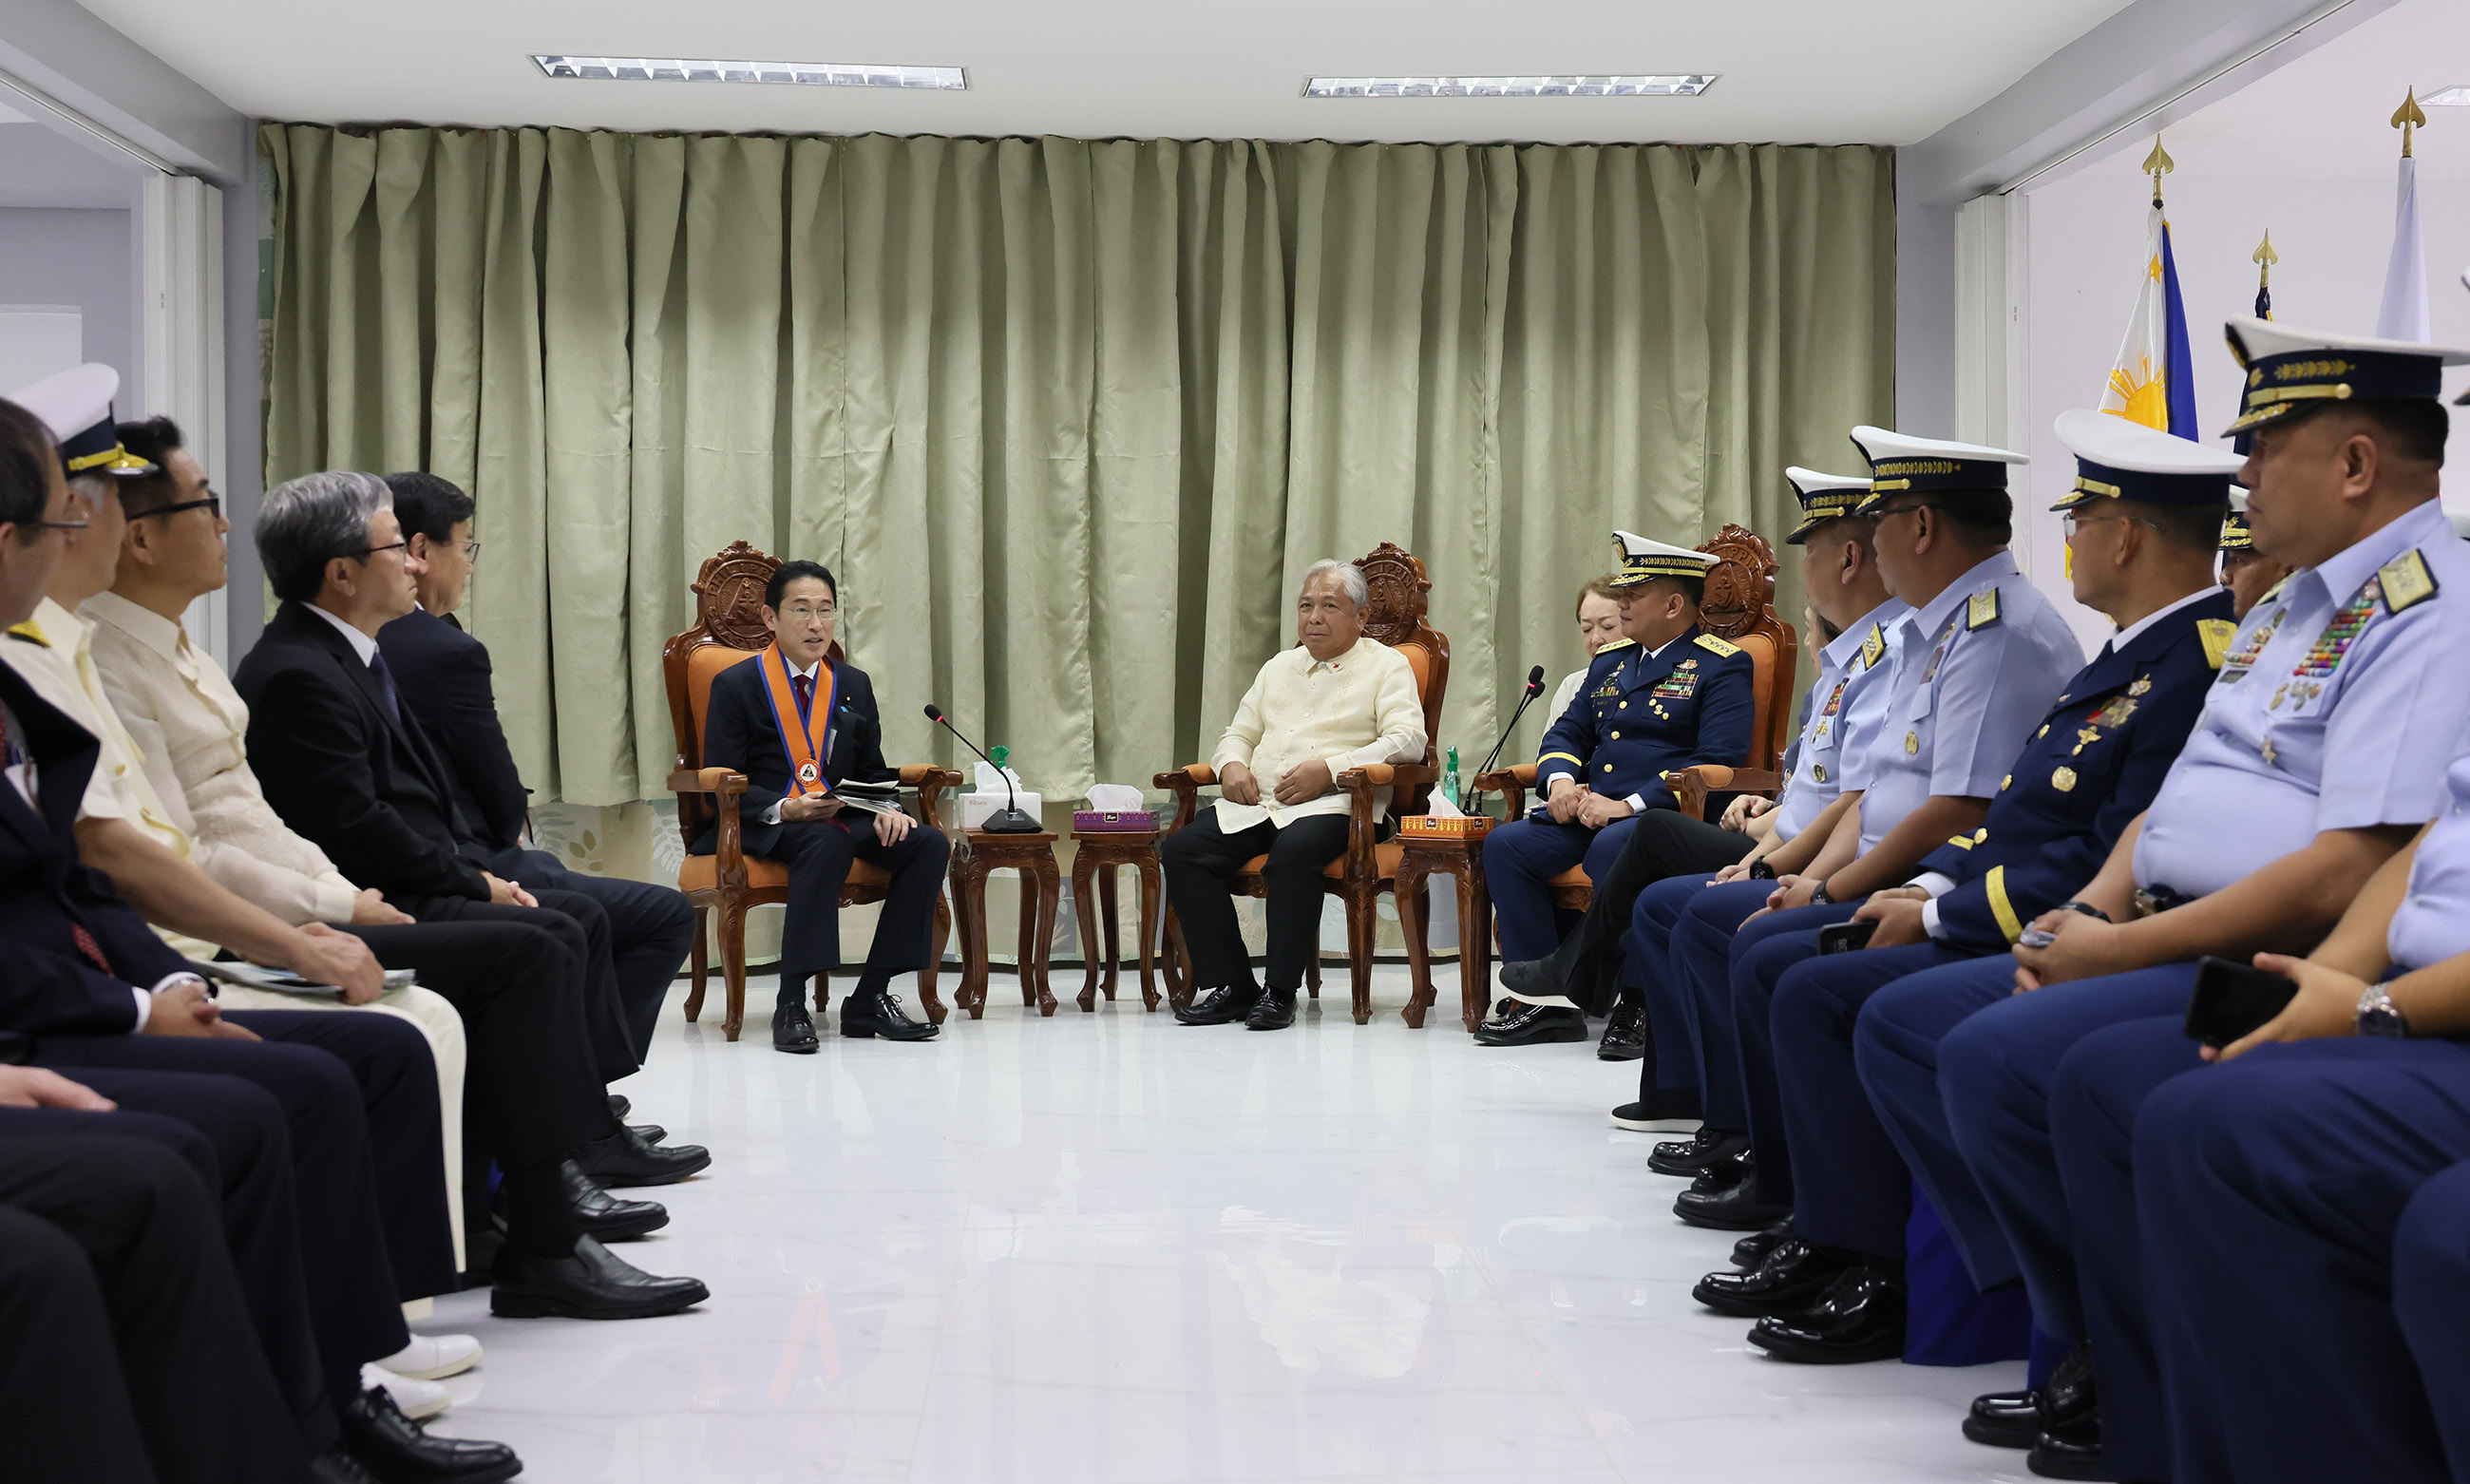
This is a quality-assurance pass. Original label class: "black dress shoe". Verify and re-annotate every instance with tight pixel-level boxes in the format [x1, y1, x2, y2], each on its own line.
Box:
[1471, 1002, 1587, 1046]
[1746, 1265, 1907, 1364]
[1692, 1237, 1858, 1318]
[1244, 988, 1298, 1030]
[1674, 1167, 1793, 1231]
[574, 1126, 712, 1188]
[1733, 1220, 1794, 1270]
[1175, 984, 1262, 1025]
[560, 1159, 670, 1241]
[1966, 1340, 2096, 1450]
[771, 1003, 820, 1054]
[627, 1121, 668, 1145]
[340, 1385, 522, 1482]
[842, 984, 939, 1041]
[1649, 1128, 1748, 1177]
[1596, 1001, 1646, 1061]
[1497, 956, 1558, 998]
[2027, 1408, 2113, 1480]
[606, 1093, 632, 1121]
[490, 1235, 711, 1320]
[1686, 1146, 1754, 1194]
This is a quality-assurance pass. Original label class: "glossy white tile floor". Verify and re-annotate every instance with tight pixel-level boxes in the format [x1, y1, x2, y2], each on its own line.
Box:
[423, 966, 2033, 1483]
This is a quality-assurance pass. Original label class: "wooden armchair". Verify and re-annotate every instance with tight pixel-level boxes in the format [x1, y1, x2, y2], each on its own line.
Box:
[661, 541, 963, 1041]
[1472, 523, 1797, 911]
[1153, 542, 1451, 1025]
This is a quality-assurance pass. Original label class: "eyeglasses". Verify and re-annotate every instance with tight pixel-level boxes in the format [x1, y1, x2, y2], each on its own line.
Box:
[133, 495, 222, 523]
[26, 516, 90, 537]
[459, 540, 481, 563]
[350, 540, 409, 561]
[779, 603, 834, 622]
[2062, 510, 2151, 540]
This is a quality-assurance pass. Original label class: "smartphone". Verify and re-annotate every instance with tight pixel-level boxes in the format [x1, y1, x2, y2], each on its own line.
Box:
[1818, 919, 1879, 955]
[2181, 955, 2300, 1048]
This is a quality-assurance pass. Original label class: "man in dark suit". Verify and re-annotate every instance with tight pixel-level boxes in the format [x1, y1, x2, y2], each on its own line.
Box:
[700, 559, 950, 1051]
[374, 470, 697, 1061]
[0, 1062, 320, 1484]
[226, 468, 712, 1322]
[0, 395, 522, 1481]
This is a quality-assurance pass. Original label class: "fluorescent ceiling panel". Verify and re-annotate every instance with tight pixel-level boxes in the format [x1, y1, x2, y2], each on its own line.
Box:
[532, 55, 966, 90]
[1303, 74, 1716, 99]
[2422, 85, 2470, 105]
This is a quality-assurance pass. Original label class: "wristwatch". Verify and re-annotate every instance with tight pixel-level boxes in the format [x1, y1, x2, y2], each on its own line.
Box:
[1809, 879, 1833, 905]
[1747, 858, 1776, 882]
[2356, 983, 2410, 1038]
[2059, 901, 2113, 923]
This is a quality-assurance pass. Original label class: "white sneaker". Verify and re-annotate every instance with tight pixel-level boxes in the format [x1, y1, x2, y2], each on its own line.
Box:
[362, 1363, 450, 1420]
[374, 1333, 483, 1380]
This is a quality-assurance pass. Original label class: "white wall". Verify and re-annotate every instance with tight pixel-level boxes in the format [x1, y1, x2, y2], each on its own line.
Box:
[0, 205, 137, 405]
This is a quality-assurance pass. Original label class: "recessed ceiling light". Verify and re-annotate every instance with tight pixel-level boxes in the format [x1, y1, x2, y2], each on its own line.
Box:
[2422, 85, 2470, 106]
[1303, 74, 1716, 99]
[532, 55, 966, 90]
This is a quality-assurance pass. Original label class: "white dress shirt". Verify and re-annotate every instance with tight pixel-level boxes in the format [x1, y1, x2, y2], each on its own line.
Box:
[1210, 638, 1427, 831]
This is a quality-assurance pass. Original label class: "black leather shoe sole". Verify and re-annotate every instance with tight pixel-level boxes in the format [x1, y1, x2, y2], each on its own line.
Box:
[2024, 1441, 2115, 1481]
[490, 1278, 710, 1322]
[1173, 989, 1261, 1025]
[840, 1018, 938, 1041]
[1595, 1036, 1645, 1062]
[1244, 999, 1298, 1031]
[579, 1201, 669, 1243]
[1963, 1408, 2042, 1450]
[1472, 1011, 1588, 1047]
[579, 1144, 712, 1189]
[1676, 1196, 1795, 1232]
[1747, 1320, 1905, 1364]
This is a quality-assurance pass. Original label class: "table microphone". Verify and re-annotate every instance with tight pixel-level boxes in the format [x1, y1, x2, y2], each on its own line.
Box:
[923, 703, 1041, 833]
[1468, 665, 1548, 796]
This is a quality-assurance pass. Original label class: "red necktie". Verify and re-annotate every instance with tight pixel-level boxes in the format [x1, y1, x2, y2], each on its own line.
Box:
[70, 923, 113, 976]
[791, 674, 814, 721]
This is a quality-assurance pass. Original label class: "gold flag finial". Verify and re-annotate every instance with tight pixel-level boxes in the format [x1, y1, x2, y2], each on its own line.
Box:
[2140, 138, 2175, 204]
[2252, 230, 2279, 281]
[2394, 87, 2427, 157]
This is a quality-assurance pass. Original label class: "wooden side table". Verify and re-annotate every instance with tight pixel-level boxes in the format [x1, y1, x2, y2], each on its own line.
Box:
[1392, 833, 1492, 1032]
[950, 830, 1061, 1018]
[1067, 829, 1164, 1012]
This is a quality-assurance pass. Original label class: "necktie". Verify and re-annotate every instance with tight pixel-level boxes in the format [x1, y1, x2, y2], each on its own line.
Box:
[0, 698, 15, 771]
[369, 651, 403, 722]
[791, 673, 813, 721]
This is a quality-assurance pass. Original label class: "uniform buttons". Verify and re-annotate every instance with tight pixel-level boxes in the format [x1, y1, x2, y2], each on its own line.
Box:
[1620, 701, 1629, 710]
[1610, 731, 1622, 740]
[1603, 764, 1614, 774]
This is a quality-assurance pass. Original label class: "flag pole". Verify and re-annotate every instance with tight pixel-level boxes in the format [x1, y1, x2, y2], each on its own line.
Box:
[2141, 138, 2174, 207]
[2393, 86, 2425, 158]
[2252, 231, 2278, 321]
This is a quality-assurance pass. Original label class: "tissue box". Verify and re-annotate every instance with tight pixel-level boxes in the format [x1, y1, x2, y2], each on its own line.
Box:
[1073, 809, 1159, 833]
[1399, 814, 1493, 839]
[961, 790, 1044, 830]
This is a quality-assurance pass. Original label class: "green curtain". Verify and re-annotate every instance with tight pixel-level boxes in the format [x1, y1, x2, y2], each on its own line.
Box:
[262, 124, 1893, 807]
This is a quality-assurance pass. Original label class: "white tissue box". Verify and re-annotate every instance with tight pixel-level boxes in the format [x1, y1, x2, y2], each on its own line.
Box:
[961, 790, 1044, 830]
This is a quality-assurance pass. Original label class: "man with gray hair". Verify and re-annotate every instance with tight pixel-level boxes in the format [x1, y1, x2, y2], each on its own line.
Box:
[234, 470, 712, 1321]
[1161, 558, 1426, 1031]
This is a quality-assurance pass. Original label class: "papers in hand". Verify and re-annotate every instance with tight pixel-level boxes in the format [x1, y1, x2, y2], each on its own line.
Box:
[189, 960, 417, 997]
[827, 780, 905, 818]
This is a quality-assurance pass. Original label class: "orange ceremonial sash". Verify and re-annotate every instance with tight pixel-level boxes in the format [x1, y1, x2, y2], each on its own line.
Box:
[756, 644, 838, 796]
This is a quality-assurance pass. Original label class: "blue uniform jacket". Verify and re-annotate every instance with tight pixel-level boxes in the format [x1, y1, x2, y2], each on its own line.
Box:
[1535, 625, 1757, 812]
[1916, 589, 2235, 951]
[0, 660, 190, 1037]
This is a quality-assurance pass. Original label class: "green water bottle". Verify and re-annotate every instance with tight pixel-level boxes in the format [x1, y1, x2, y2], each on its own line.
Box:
[1443, 746, 1462, 809]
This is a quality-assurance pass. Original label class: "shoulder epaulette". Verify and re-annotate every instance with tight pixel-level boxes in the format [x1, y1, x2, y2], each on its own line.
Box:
[2380, 549, 2440, 614]
[1966, 588, 2002, 631]
[2258, 575, 2291, 606]
[2195, 618, 2234, 671]
[1694, 632, 1741, 658]
[1859, 622, 1887, 671]
[5, 620, 48, 648]
[1593, 637, 1636, 654]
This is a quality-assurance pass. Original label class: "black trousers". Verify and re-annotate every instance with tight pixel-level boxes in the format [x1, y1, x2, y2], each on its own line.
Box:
[767, 817, 952, 1009]
[33, 1026, 426, 1434]
[0, 1125, 311, 1484]
[1160, 811, 1350, 994]
[408, 890, 638, 1082]
[1544, 807, 1747, 1015]
[485, 845, 697, 1059]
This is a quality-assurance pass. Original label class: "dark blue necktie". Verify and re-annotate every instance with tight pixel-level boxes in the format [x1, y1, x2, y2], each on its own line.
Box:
[369, 651, 402, 722]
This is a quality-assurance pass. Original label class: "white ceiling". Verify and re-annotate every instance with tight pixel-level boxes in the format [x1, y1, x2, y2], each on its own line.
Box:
[71, 0, 2135, 146]
[2080, 0, 2470, 181]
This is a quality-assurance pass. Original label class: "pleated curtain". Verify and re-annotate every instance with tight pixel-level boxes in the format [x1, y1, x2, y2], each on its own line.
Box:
[262, 124, 1893, 807]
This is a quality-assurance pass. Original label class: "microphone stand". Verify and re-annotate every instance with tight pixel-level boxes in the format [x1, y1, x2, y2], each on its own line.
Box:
[1466, 670, 1547, 813]
[924, 705, 1042, 833]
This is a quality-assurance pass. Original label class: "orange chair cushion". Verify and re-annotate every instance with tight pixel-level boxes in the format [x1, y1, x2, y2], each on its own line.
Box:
[1234, 842, 1407, 881]
[1396, 639, 1434, 700]
[685, 643, 761, 751]
[1550, 865, 1590, 889]
[677, 853, 892, 896]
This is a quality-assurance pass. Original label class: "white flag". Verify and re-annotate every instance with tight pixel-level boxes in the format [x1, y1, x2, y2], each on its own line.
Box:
[2378, 156, 2430, 342]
